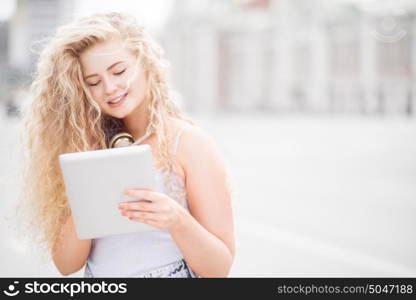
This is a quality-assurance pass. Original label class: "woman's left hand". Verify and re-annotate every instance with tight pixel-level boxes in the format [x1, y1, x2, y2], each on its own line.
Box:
[118, 189, 187, 231]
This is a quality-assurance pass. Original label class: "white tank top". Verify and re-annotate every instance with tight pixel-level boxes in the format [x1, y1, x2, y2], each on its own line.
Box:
[85, 128, 188, 277]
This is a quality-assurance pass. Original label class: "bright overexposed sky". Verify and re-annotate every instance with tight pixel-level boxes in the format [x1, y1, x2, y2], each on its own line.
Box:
[74, 0, 175, 33]
[0, 0, 174, 33]
[0, 0, 15, 21]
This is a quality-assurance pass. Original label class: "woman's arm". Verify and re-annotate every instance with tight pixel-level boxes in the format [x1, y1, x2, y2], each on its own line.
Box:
[119, 125, 235, 277]
[51, 215, 91, 276]
[170, 126, 235, 277]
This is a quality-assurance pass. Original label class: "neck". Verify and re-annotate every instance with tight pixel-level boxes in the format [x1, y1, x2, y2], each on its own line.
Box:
[122, 99, 149, 141]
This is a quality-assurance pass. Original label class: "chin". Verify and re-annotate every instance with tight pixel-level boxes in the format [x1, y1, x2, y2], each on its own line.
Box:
[104, 103, 133, 119]
[108, 110, 130, 119]
[104, 97, 144, 119]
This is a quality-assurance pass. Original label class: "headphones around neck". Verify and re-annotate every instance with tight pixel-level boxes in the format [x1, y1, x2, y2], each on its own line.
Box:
[109, 132, 134, 148]
[108, 129, 152, 148]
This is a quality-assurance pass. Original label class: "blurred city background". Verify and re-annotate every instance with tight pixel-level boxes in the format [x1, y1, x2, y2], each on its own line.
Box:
[0, 0, 415, 277]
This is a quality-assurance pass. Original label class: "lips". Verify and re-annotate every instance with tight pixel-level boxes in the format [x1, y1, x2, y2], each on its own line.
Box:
[107, 92, 128, 107]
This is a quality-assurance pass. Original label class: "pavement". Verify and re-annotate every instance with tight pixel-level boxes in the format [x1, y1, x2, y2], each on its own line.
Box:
[1, 110, 415, 277]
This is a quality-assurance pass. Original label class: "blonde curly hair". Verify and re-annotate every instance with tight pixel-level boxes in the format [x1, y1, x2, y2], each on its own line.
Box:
[18, 12, 192, 256]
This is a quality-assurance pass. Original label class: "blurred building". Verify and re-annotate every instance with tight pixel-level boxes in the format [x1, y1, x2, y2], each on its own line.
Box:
[162, 0, 416, 115]
[1, 0, 415, 117]
[0, 0, 74, 114]
[0, 20, 15, 112]
[9, 0, 74, 71]
[327, 1, 416, 115]
[0, 21, 8, 66]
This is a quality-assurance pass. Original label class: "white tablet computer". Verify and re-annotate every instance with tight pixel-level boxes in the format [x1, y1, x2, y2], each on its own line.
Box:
[59, 144, 158, 240]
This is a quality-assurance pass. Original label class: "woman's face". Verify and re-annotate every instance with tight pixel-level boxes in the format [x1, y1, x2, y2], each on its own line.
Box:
[79, 38, 148, 119]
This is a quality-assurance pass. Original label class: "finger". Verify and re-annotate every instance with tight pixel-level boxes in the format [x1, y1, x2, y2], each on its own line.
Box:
[124, 203, 172, 214]
[139, 219, 163, 230]
[129, 214, 164, 229]
[118, 201, 156, 212]
[124, 189, 166, 202]
[127, 211, 157, 222]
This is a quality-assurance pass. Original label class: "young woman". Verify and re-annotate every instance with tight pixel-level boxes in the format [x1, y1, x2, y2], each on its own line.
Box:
[20, 12, 234, 278]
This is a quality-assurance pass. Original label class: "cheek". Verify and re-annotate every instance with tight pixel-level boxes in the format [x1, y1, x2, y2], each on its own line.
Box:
[134, 76, 148, 97]
[89, 87, 104, 104]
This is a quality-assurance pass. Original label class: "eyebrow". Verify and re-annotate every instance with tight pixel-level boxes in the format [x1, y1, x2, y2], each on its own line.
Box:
[84, 61, 125, 79]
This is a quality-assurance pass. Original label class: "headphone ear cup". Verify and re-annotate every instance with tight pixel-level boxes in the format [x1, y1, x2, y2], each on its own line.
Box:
[109, 132, 134, 148]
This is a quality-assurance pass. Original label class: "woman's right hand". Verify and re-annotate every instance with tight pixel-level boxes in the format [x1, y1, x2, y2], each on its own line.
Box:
[51, 215, 91, 276]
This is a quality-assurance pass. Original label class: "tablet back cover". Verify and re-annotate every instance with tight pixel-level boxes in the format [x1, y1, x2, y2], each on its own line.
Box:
[59, 144, 158, 239]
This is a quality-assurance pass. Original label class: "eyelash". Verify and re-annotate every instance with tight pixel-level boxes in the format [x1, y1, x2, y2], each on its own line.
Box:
[115, 69, 126, 76]
[88, 69, 127, 87]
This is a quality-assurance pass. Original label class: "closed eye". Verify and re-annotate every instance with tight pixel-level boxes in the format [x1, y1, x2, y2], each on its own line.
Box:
[88, 81, 100, 87]
[86, 68, 126, 86]
[114, 69, 126, 75]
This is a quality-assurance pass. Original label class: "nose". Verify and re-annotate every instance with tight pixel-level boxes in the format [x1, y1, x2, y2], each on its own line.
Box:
[103, 76, 117, 95]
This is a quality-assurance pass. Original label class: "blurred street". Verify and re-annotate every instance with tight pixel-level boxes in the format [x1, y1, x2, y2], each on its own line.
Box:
[1, 111, 415, 277]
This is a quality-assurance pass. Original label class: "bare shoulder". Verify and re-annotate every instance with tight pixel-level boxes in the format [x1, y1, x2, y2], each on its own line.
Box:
[168, 118, 194, 134]
[166, 118, 216, 180]
[174, 121, 215, 152]
[169, 118, 214, 147]
[171, 120, 225, 173]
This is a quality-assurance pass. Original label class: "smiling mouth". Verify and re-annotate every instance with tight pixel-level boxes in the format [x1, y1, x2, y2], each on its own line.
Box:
[107, 92, 128, 106]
